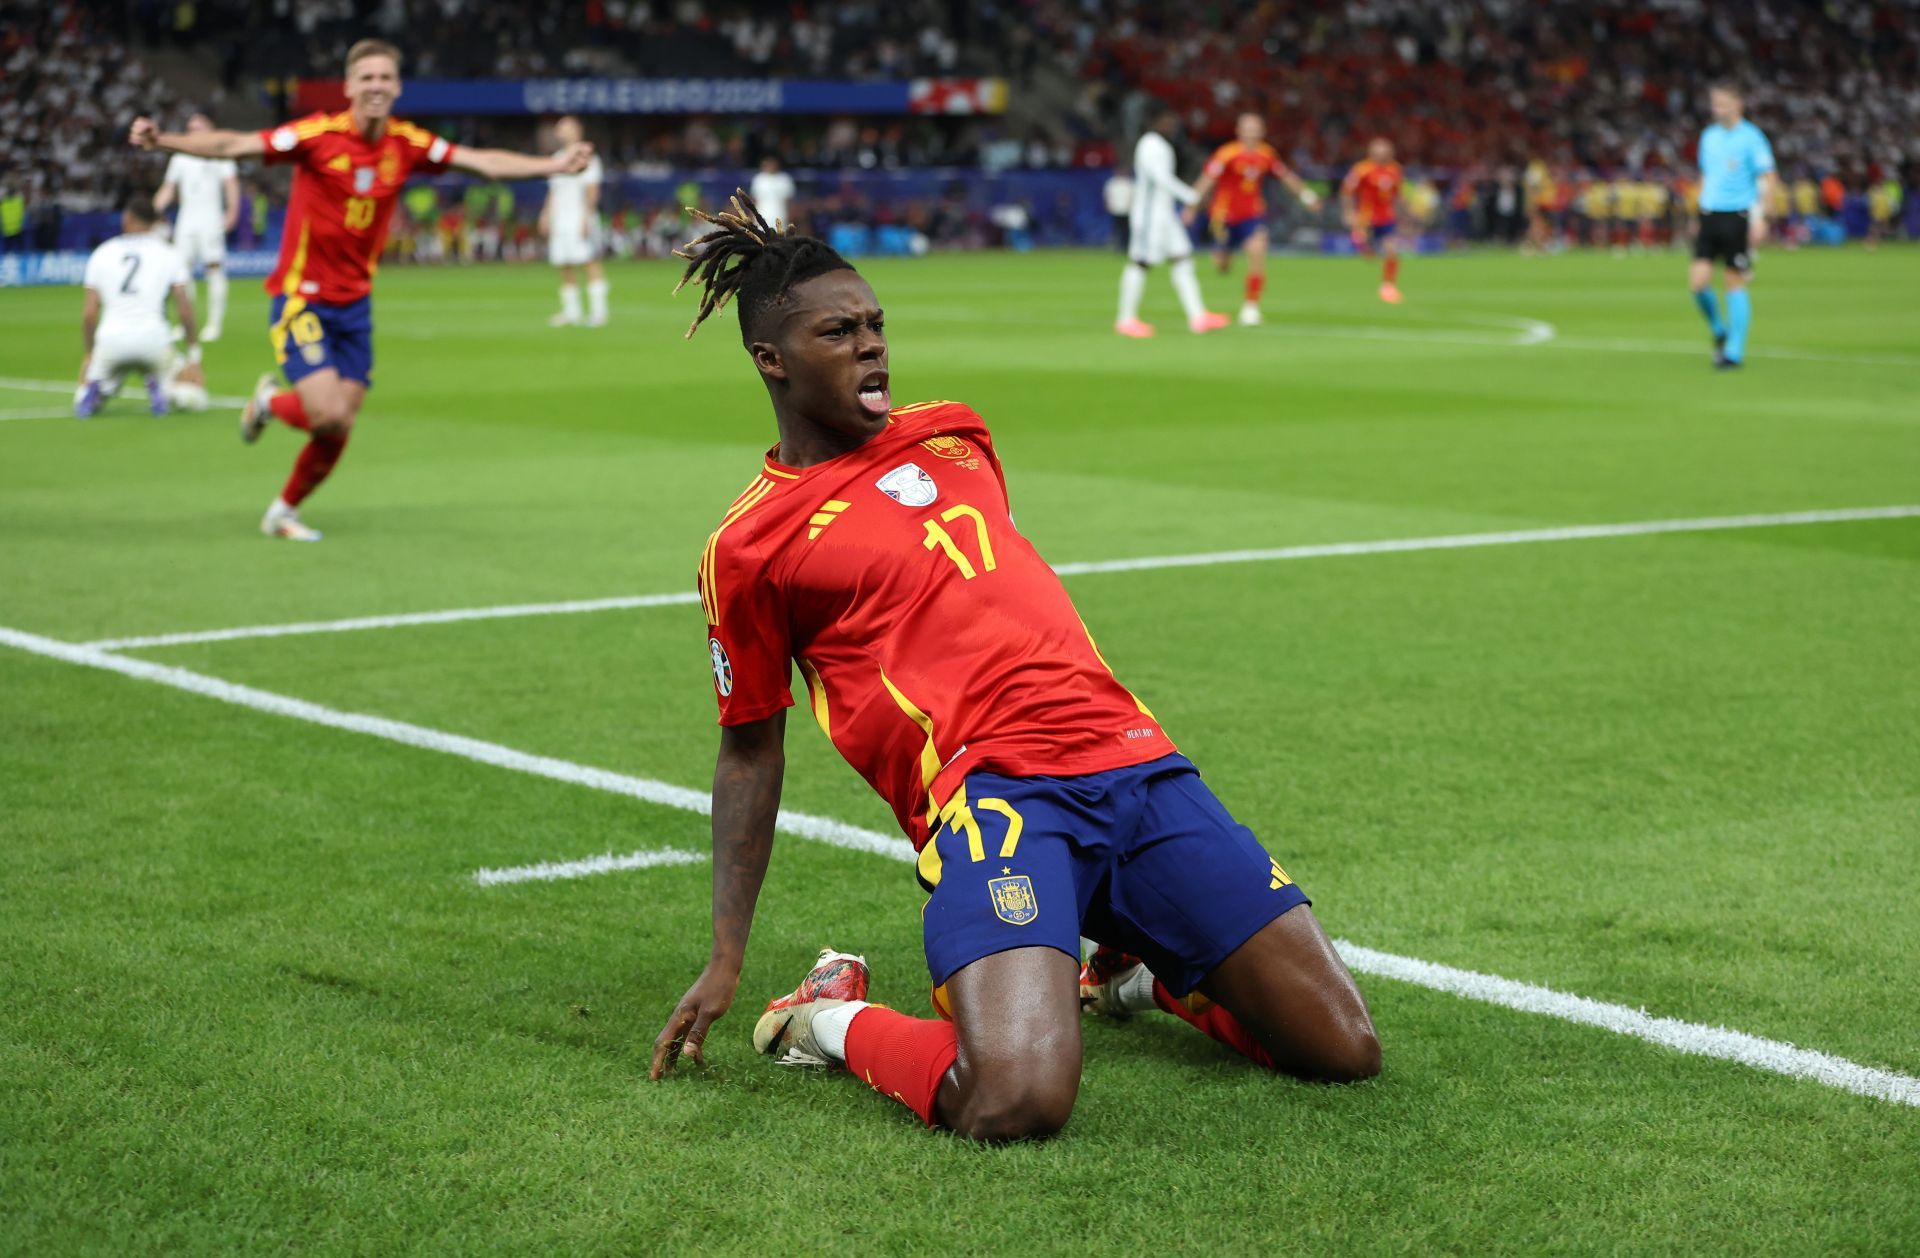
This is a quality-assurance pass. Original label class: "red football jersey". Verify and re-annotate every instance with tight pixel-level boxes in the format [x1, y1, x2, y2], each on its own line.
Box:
[1343, 159, 1404, 226]
[699, 401, 1174, 848]
[256, 111, 456, 303]
[1203, 140, 1294, 222]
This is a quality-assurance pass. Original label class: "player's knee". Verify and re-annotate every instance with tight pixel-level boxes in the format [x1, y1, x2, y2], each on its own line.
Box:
[308, 396, 356, 435]
[1307, 1022, 1382, 1085]
[955, 1078, 1076, 1144]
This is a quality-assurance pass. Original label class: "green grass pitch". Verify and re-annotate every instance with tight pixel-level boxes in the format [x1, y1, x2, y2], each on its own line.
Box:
[3, 246, 1917, 1253]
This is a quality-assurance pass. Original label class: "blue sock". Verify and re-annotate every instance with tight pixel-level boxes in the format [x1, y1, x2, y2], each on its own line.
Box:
[1724, 289, 1751, 363]
[1693, 289, 1725, 339]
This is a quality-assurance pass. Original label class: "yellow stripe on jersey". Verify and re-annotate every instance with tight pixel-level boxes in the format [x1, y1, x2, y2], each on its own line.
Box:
[797, 658, 830, 738]
[879, 668, 946, 830]
[888, 400, 955, 418]
[761, 463, 800, 480]
[1077, 614, 1156, 719]
[698, 476, 776, 624]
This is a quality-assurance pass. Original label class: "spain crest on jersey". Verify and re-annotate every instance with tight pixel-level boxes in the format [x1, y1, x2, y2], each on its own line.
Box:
[876, 462, 937, 508]
[987, 874, 1038, 925]
[354, 166, 375, 194]
[920, 435, 973, 460]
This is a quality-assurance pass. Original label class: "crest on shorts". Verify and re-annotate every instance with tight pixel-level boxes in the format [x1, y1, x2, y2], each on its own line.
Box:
[876, 462, 937, 508]
[301, 342, 325, 365]
[987, 875, 1038, 926]
[354, 166, 375, 194]
[920, 434, 973, 460]
[708, 637, 733, 697]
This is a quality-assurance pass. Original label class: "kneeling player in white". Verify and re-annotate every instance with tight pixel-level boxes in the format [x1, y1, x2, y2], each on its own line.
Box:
[1115, 106, 1228, 338]
[542, 115, 609, 327]
[76, 195, 203, 419]
[154, 113, 239, 341]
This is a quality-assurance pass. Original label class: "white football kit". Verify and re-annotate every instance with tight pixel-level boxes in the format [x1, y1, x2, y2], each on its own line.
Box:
[749, 168, 796, 229]
[1127, 131, 1199, 266]
[163, 153, 236, 267]
[83, 232, 189, 382]
[547, 153, 605, 266]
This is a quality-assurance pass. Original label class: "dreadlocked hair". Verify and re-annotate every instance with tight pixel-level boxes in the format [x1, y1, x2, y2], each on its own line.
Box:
[672, 189, 854, 345]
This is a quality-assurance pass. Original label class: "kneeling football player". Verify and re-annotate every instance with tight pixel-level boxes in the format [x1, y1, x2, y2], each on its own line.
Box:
[649, 194, 1381, 1140]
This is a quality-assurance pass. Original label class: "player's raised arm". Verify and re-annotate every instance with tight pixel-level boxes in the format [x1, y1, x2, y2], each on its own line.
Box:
[650, 712, 788, 1079]
[449, 140, 593, 182]
[129, 117, 265, 161]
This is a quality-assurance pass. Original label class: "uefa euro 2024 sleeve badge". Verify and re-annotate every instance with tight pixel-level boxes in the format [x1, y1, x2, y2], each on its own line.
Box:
[988, 874, 1039, 925]
[708, 637, 733, 697]
[876, 462, 938, 508]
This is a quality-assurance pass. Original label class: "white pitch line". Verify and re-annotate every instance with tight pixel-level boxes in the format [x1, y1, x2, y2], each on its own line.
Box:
[0, 624, 914, 865]
[86, 591, 704, 651]
[83, 504, 1920, 651]
[0, 375, 248, 410]
[1047, 504, 1920, 577]
[473, 847, 707, 886]
[1335, 942, 1920, 1108]
[2, 621, 1915, 1108]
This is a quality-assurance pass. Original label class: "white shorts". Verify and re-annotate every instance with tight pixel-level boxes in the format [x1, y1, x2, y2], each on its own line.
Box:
[88, 325, 173, 382]
[548, 221, 603, 267]
[1127, 201, 1195, 267]
[174, 220, 227, 267]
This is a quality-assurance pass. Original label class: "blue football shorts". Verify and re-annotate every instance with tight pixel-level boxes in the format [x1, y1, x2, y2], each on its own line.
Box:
[917, 753, 1309, 999]
[269, 294, 374, 388]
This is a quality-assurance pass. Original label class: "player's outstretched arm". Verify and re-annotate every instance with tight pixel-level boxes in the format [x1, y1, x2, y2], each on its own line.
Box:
[649, 711, 787, 1079]
[450, 141, 593, 182]
[1183, 172, 1216, 225]
[153, 179, 177, 214]
[128, 117, 265, 161]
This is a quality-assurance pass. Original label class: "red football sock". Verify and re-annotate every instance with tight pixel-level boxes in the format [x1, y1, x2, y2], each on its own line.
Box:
[281, 430, 348, 508]
[1384, 255, 1401, 285]
[269, 390, 312, 431]
[841, 1006, 959, 1126]
[1152, 979, 1277, 1071]
[1244, 273, 1264, 303]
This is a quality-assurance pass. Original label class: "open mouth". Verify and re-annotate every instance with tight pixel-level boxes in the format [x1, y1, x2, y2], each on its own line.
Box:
[856, 371, 890, 417]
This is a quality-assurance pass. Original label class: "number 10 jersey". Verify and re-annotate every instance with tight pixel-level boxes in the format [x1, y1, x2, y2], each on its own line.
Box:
[699, 400, 1175, 850]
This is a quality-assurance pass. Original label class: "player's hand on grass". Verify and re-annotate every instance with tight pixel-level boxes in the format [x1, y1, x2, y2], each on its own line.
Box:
[128, 117, 158, 151]
[649, 961, 740, 1079]
[557, 141, 594, 175]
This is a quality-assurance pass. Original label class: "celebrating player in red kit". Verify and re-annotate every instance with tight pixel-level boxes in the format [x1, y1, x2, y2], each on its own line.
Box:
[1341, 138, 1407, 305]
[130, 38, 591, 541]
[1184, 113, 1321, 326]
[649, 195, 1380, 1142]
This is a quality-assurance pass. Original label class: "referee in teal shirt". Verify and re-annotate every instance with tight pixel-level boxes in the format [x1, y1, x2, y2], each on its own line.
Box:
[1690, 82, 1776, 370]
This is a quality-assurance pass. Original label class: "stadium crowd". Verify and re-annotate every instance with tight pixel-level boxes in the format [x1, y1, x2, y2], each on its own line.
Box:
[5, 0, 1917, 258]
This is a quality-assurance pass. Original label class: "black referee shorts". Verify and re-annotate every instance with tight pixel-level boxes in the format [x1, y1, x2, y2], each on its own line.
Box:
[1694, 210, 1754, 273]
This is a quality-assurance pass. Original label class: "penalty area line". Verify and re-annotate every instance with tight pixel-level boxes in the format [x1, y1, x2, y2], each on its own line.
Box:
[0, 624, 915, 867]
[473, 847, 707, 886]
[82, 503, 1920, 651]
[1335, 941, 1920, 1109]
[1, 623, 1916, 1109]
